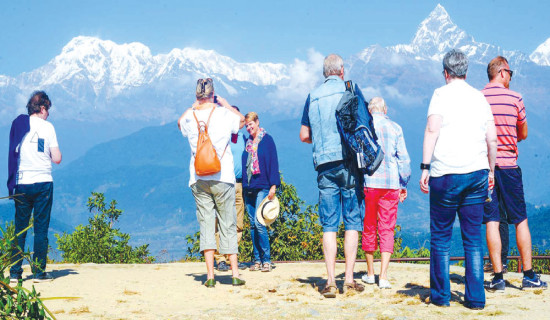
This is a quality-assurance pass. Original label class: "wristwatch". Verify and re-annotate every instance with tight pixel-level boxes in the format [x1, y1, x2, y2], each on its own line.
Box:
[420, 163, 431, 170]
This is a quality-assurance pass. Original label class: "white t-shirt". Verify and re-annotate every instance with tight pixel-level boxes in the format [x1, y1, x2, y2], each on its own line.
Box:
[17, 116, 59, 184]
[427, 80, 494, 177]
[180, 105, 240, 186]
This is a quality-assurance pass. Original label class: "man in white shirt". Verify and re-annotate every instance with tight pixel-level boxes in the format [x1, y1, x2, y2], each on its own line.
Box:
[10, 91, 62, 284]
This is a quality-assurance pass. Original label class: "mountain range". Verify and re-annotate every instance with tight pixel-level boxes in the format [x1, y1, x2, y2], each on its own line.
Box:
[1, 4, 549, 258]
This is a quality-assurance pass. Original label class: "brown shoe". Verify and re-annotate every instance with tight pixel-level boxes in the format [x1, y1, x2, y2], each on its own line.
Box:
[343, 281, 365, 293]
[321, 283, 337, 298]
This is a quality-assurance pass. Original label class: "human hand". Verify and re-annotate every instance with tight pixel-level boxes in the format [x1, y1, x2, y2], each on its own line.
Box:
[420, 170, 430, 194]
[216, 96, 231, 108]
[268, 186, 276, 200]
[488, 171, 495, 190]
[399, 189, 407, 203]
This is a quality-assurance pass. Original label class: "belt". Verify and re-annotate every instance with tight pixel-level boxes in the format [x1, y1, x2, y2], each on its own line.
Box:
[236, 178, 242, 183]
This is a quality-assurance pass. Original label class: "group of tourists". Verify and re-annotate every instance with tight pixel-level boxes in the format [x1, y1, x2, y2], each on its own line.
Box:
[6, 48, 546, 309]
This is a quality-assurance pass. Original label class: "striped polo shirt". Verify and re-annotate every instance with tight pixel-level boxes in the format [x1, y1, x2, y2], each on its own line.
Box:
[482, 83, 526, 168]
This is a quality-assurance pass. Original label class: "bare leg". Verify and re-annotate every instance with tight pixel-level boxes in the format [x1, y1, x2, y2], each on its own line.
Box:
[344, 230, 358, 284]
[486, 221, 503, 273]
[365, 251, 375, 277]
[380, 252, 391, 280]
[204, 249, 215, 280]
[228, 253, 240, 278]
[323, 232, 337, 284]
[515, 219, 532, 271]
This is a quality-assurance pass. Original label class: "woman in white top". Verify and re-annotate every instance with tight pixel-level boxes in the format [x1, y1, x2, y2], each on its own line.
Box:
[178, 78, 245, 287]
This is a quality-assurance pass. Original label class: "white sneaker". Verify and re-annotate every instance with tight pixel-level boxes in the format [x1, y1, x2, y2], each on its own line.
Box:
[361, 274, 375, 284]
[379, 278, 392, 289]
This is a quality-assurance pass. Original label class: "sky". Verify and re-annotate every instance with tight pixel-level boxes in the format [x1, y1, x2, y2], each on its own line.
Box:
[1, 0, 549, 77]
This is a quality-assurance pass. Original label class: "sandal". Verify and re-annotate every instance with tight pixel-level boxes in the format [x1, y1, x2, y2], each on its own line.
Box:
[249, 262, 261, 271]
[232, 276, 246, 286]
[321, 283, 337, 298]
[343, 281, 365, 293]
[261, 263, 272, 272]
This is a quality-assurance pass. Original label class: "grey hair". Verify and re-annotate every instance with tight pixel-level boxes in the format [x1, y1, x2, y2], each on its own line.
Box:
[323, 54, 344, 78]
[443, 49, 468, 78]
[196, 78, 214, 100]
[368, 97, 386, 113]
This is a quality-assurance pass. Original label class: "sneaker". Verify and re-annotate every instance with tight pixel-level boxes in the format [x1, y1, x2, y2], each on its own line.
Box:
[361, 274, 375, 284]
[238, 262, 247, 270]
[216, 261, 229, 272]
[379, 279, 392, 289]
[485, 277, 505, 292]
[522, 274, 548, 290]
[33, 273, 54, 283]
[232, 277, 246, 286]
[9, 277, 22, 286]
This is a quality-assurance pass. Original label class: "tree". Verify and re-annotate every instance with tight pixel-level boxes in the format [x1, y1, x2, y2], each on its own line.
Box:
[55, 192, 154, 264]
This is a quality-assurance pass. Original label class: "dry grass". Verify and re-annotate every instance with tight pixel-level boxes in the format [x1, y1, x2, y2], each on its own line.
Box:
[245, 293, 264, 300]
[533, 289, 544, 295]
[52, 309, 65, 314]
[483, 309, 505, 316]
[117, 299, 127, 304]
[123, 289, 139, 295]
[69, 306, 91, 315]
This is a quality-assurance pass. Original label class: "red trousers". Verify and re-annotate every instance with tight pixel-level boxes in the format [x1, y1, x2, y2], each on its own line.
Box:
[361, 188, 399, 253]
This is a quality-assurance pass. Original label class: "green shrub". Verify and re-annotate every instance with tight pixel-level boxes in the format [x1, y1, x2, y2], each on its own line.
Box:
[185, 174, 430, 262]
[55, 192, 155, 264]
[0, 221, 55, 319]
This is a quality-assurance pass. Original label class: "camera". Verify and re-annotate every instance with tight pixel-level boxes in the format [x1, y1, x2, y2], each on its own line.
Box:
[213, 96, 218, 104]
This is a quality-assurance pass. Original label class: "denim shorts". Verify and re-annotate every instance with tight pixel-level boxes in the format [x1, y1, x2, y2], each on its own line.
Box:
[483, 166, 527, 224]
[317, 162, 363, 232]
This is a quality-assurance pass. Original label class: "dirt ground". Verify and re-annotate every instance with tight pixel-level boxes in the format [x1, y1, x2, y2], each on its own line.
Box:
[16, 261, 550, 319]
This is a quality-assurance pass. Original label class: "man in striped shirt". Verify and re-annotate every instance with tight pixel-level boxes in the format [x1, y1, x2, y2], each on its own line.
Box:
[483, 56, 547, 291]
[361, 97, 411, 289]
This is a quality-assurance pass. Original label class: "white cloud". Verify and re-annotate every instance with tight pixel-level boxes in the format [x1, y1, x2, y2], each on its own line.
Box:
[361, 86, 382, 99]
[269, 49, 325, 111]
[383, 85, 424, 106]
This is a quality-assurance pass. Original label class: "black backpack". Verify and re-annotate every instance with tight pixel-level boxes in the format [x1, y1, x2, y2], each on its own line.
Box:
[335, 80, 384, 178]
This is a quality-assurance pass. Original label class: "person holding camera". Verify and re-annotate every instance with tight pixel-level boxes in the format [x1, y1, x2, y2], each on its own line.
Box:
[178, 78, 245, 287]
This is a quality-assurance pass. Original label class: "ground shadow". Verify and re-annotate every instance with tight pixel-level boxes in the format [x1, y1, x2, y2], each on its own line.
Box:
[397, 282, 466, 306]
[186, 273, 239, 285]
[22, 268, 78, 281]
[295, 271, 366, 294]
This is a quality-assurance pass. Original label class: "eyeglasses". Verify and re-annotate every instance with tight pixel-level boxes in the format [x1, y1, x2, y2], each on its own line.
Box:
[500, 69, 513, 79]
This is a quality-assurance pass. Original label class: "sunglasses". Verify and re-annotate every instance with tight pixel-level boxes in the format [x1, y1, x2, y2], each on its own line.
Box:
[500, 69, 513, 79]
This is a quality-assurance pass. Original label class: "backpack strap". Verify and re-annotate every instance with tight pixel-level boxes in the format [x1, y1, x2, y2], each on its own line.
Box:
[344, 80, 354, 94]
[192, 106, 228, 159]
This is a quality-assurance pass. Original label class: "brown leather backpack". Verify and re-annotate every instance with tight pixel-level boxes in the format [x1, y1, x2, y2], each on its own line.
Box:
[193, 107, 226, 176]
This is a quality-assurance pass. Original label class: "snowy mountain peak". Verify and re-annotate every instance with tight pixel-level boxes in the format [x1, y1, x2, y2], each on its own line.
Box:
[530, 38, 550, 66]
[410, 4, 470, 58]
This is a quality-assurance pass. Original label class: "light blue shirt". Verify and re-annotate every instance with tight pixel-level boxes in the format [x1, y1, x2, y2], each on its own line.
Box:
[232, 131, 246, 179]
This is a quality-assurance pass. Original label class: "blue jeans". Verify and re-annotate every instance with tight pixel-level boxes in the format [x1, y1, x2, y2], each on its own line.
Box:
[317, 162, 362, 232]
[10, 182, 53, 278]
[429, 170, 487, 309]
[244, 188, 271, 264]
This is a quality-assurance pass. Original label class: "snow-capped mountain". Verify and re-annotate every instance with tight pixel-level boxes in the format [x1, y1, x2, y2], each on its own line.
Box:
[0, 4, 548, 125]
[530, 38, 550, 66]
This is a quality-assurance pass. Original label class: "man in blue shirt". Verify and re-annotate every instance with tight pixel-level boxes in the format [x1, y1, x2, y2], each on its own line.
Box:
[300, 54, 364, 297]
[215, 107, 247, 271]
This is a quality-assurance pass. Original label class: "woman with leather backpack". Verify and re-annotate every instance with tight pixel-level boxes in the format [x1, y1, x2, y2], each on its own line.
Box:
[178, 78, 246, 287]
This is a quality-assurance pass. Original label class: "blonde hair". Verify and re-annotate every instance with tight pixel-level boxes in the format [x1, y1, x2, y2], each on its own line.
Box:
[196, 78, 214, 100]
[368, 97, 387, 113]
[245, 112, 259, 122]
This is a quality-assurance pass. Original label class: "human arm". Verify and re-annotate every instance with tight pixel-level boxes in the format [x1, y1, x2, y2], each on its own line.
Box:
[300, 125, 312, 144]
[177, 108, 192, 131]
[217, 96, 245, 129]
[486, 119, 497, 189]
[50, 147, 62, 164]
[396, 126, 411, 189]
[399, 189, 407, 203]
[517, 120, 528, 142]
[419, 114, 442, 194]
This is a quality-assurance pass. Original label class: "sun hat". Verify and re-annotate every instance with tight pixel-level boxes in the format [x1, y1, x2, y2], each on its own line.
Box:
[256, 195, 280, 226]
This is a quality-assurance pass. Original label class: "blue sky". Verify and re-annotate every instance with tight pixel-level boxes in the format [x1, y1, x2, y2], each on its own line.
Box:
[1, 0, 549, 76]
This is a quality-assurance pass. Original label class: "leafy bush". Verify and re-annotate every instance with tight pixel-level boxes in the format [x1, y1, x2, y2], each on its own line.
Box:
[0, 221, 55, 319]
[185, 174, 430, 262]
[55, 192, 155, 264]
